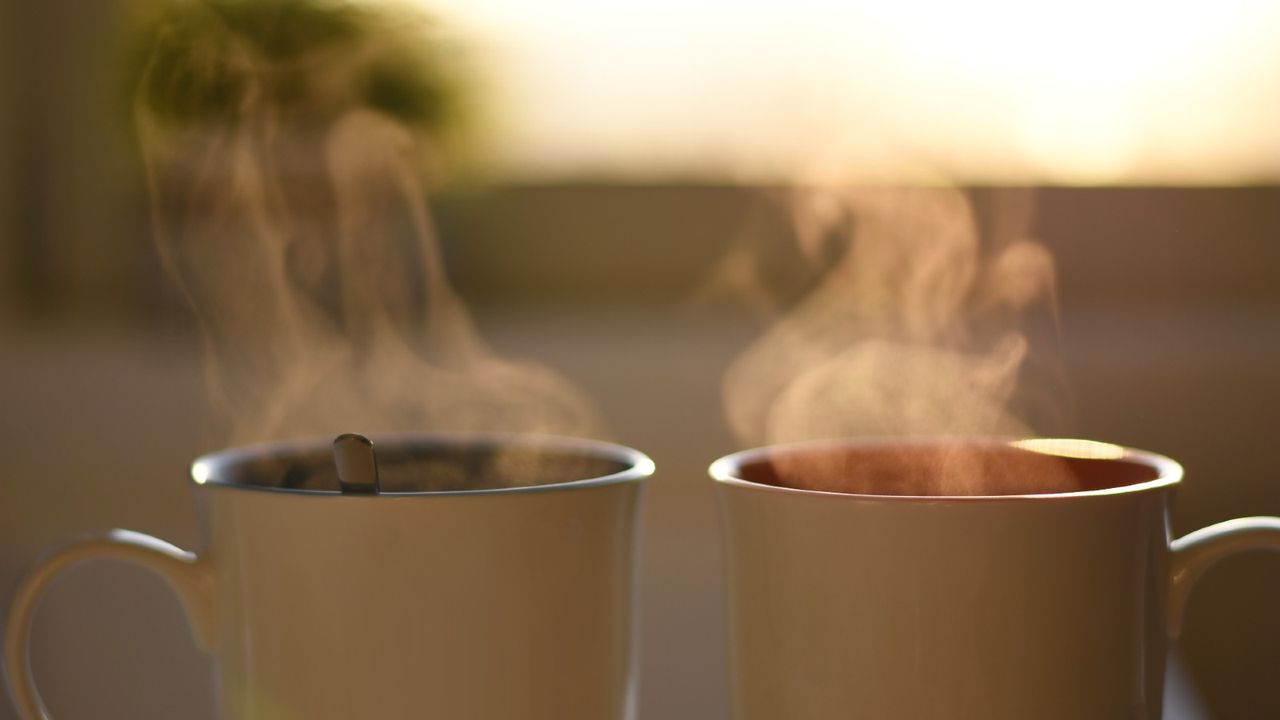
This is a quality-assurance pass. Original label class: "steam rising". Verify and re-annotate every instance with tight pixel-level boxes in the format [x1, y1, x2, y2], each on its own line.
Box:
[134, 0, 599, 445]
[724, 187, 1075, 494]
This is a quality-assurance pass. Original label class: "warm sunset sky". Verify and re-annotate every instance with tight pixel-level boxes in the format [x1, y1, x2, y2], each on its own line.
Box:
[420, 0, 1280, 184]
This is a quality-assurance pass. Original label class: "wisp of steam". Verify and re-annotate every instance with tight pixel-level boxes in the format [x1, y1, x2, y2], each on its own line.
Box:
[723, 186, 1079, 495]
[133, 0, 599, 455]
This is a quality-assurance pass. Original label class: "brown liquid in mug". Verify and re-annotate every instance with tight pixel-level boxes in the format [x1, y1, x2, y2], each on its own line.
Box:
[738, 442, 1160, 497]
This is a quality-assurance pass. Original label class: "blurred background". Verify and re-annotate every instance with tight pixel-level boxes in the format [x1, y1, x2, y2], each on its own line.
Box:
[2, 0, 1279, 718]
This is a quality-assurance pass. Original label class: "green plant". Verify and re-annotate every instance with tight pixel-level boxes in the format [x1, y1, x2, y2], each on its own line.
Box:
[129, 0, 470, 150]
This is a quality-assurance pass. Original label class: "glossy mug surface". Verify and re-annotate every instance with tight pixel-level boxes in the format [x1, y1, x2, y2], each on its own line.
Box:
[6, 434, 653, 720]
[711, 437, 1280, 720]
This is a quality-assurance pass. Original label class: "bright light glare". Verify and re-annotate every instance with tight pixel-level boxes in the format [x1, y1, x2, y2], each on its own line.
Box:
[192, 461, 212, 485]
[420, 0, 1280, 183]
[1011, 438, 1128, 460]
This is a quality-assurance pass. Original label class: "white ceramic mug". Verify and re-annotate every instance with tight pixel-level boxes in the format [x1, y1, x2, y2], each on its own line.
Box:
[711, 437, 1280, 720]
[5, 434, 653, 720]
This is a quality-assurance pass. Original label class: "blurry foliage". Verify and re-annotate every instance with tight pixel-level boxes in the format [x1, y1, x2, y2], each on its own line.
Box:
[122, 0, 473, 164]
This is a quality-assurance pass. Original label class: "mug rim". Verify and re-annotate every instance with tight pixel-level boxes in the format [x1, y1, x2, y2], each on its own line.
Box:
[709, 436, 1183, 502]
[191, 432, 655, 497]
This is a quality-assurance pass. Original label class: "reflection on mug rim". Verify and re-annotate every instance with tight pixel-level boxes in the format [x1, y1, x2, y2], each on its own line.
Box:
[709, 436, 1183, 502]
[191, 432, 655, 498]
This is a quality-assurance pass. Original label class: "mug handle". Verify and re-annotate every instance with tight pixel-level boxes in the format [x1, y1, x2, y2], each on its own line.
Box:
[1169, 516, 1280, 637]
[3, 529, 215, 720]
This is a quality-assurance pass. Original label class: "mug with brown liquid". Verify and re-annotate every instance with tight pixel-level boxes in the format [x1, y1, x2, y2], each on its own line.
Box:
[711, 437, 1280, 720]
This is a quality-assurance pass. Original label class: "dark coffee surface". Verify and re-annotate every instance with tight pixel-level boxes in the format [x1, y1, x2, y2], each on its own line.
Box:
[205, 439, 628, 493]
[738, 442, 1160, 497]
